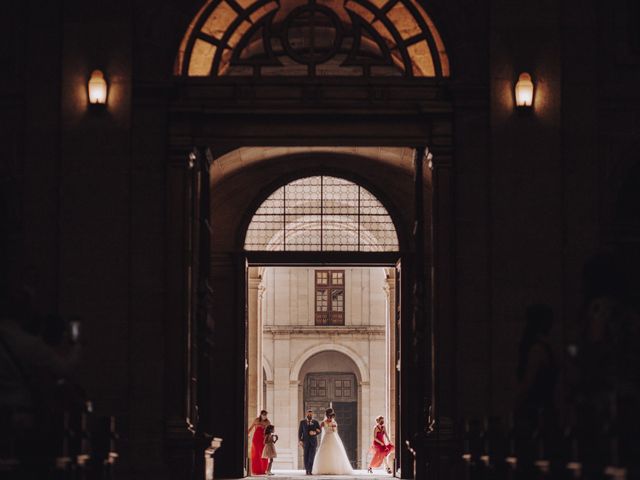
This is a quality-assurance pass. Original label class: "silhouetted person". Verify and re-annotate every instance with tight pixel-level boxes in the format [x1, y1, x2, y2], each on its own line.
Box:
[514, 304, 557, 438]
[571, 252, 637, 403]
[0, 284, 39, 432]
[0, 282, 82, 472]
[569, 252, 640, 474]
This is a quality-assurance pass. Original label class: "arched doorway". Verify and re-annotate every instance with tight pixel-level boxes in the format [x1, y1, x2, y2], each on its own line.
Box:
[299, 350, 363, 469]
[171, 141, 452, 479]
[165, 1, 456, 477]
[244, 174, 400, 473]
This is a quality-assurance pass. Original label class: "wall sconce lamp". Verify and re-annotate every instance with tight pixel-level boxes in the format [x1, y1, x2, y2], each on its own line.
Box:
[88, 69, 108, 106]
[515, 72, 534, 111]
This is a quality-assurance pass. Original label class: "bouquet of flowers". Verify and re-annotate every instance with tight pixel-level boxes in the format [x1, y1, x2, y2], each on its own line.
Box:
[329, 421, 337, 432]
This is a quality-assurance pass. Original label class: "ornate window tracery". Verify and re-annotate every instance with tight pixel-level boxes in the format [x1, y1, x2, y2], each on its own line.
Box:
[176, 0, 449, 77]
[244, 176, 399, 252]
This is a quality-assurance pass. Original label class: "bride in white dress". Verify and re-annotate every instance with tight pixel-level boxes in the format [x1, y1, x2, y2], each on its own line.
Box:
[312, 408, 353, 475]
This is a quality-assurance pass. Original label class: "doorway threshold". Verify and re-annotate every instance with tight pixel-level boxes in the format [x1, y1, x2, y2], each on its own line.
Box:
[247, 470, 393, 479]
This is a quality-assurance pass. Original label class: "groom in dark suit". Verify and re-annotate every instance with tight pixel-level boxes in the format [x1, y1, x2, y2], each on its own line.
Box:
[298, 409, 321, 475]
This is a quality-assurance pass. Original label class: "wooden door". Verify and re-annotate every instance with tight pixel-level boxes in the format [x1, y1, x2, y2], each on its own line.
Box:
[304, 373, 358, 467]
[332, 402, 357, 468]
[182, 147, 215, 478]
[185, 147, 213, 431]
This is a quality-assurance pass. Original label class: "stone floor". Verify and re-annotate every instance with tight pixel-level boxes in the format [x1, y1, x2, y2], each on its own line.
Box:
[247, 469, 393, 479]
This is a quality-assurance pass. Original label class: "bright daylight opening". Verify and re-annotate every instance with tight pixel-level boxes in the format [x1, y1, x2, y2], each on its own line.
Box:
[245, 175, 400, 476]
[247, 265, 397, 476]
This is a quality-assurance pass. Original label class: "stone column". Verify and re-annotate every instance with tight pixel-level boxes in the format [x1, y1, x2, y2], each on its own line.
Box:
[257, 281, 266, 411]
[247, 270, 261, 421]
[384, 271, 397, 448]
[430, 150, 455, 426]
[360, 379, 371, 469]
[400, 146, 432, 479]
[266, 379, 275, 421]
[289, 379, 301, 470]
[164, 150, 193, 476]
[272, 333, 295, 469]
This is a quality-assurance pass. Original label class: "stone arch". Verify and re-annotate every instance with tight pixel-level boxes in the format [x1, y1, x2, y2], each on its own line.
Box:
[210, 149, 421, 252]
[290, 344, 369, 383]
[211, 147, 417, 182]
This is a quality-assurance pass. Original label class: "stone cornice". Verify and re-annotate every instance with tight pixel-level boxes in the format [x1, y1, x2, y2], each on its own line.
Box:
[263, 325, 386, 335]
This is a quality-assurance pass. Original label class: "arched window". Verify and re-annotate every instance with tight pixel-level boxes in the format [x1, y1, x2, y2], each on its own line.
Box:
[244, 176, 399, 252]
[175, 0, 449, 78]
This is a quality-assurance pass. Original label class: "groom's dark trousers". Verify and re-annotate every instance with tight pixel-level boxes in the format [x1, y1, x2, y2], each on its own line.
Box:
[299, 419, 321, 473]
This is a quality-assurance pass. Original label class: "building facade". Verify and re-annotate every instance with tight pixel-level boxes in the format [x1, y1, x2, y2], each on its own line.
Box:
[254, 266, 394, 469]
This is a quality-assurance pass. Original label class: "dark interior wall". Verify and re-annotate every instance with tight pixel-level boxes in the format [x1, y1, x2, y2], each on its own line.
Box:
[479, 0, 639, 423]
[58, 0, 137, 471]
[0, 2, 62, 314]
[0, 2, 22, 280]
[598, 0, 640, 239]
[487, 0, 565, 417]
[2, 0, 146, 475]
[22, 2, 63, 314]
[133, 0, 203, 82]
[453, 0, 601, 422]
[596, 0, 640, 328]
[55, 0, 174, 474]
[448, 3, 491, 421]
[560, 0, 599, 363]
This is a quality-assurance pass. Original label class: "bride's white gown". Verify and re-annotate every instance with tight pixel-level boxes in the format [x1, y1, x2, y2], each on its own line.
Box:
[312, 420, 353, 475]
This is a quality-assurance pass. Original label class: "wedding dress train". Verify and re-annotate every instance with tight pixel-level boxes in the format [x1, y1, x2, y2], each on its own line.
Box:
[312, 420, 353, 475]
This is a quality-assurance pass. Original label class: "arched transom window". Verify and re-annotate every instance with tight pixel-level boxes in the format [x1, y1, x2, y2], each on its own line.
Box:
[244, 176, 399, 252]
[176, 0, 449, 78]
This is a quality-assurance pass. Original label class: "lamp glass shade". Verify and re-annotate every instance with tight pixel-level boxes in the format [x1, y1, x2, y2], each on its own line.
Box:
[88, 70, 107, 105]
[515, 72, 534, 107]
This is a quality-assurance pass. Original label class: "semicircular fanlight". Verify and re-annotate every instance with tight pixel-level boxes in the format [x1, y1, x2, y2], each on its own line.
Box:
[244, 176, 399, 252]
[175, 0, 450, 78]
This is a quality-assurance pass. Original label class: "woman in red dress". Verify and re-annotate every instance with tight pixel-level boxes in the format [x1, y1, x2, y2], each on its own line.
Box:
[248, 410, 271, 475]
[368, 415, 394, 474]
